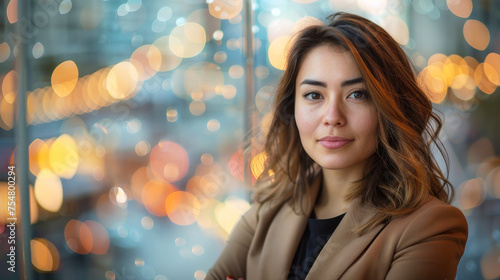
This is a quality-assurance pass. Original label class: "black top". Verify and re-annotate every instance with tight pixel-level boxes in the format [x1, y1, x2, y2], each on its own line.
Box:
[288, 212, 346, 280]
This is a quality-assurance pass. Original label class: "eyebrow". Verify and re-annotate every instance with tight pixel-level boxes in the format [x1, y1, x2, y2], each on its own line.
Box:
[299, 77, 364, 87]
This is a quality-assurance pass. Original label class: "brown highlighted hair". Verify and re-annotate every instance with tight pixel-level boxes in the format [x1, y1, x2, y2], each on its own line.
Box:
[254, 12, 453, 234]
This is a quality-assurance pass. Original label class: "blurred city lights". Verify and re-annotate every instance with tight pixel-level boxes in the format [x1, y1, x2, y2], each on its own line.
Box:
[31, 238, 60, 272]
[208, 0, 243, 19]
[34, 169, 64, 213]
[446, 0, 473, 18]
[165, 191, 201, 225]
[150, 141, 189, 183]
[463, 19, 490, 51]
[51, 60, 79, 97]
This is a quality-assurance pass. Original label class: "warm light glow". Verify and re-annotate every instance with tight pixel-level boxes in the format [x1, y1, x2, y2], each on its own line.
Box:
[268, 36, 292, 70]
[142, 179, 178, 216]
[166, 108, 178, 122]
[7, 0, 18, 23]
[189, 100, 206, 116]
[208, 0, 243, 19]
[64, 219, 92, 254]
[152, 36, 183, 71]
[215, 196, 250, 235]
[0, 42, 10, 63]
[267, 19, 294, 42]
[165, 191, 201, 226]
[150, 141, 189, 183]
[485, 53, 500, 86]
[31, 238, 60, 272]
[130, 167, 150, 203]
[183, 62, 224, 101]
[418, 65, 448, 103]
[49, 134, 79, 179]
[475, 63, 497, 94]
[51, 60, 79, 97]
[463, 19, 490, 51]
[207, 119, 220, 132]
[222, 85, 237, 99]
[169, 22, 206, 58]
[187, 9, 221, 41]
[486, 167, 500, 199]
[292, 16, 323, 35]
[228, 65, 244, 79]
[2, 70, 17, 104]
[106, 61, 139, 100]
[130, 45, 162, 81]
[446, 0, 473, 18]
[84, 220, 110, 255]
[458, 178, 486, 209]
[34, 169, 63, 213]
[381, 15, 409, 45]
[250, 152, 268, 179]
[228, 149, 245, 181]
[0, 97, 14, 131]
[480, 246, 500, 280]
[357, 0, 387, 15]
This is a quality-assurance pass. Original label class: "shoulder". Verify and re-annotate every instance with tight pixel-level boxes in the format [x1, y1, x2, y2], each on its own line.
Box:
[387, 197, 468, 249]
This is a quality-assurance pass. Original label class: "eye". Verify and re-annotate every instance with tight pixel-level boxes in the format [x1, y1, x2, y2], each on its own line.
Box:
[348, 90, 368, 100]
[304, 91, 322, 100]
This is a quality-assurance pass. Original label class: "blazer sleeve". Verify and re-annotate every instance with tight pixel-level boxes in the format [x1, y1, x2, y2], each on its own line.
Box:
[205, 203, 260, 280]
[385, 202, 468, 280]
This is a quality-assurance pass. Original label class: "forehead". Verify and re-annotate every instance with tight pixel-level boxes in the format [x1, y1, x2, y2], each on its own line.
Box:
[296, 45, 362, 82]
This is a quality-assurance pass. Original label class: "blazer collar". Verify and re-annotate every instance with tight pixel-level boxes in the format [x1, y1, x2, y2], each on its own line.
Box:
[258, 172, 384, 279]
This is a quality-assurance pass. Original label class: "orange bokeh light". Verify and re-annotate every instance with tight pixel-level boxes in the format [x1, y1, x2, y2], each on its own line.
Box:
[165, 191, 201, 226]
[150, 141, 189, 183]
[141, 179, 178, 216]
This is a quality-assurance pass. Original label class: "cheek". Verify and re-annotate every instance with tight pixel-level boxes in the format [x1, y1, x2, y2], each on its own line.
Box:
[294, 106, 315, 136]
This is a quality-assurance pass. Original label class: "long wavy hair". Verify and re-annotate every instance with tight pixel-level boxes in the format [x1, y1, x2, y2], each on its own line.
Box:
[253, 12, 453, 234]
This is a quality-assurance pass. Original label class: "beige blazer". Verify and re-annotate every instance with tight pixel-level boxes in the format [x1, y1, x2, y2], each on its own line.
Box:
[206, 176, 468, 280]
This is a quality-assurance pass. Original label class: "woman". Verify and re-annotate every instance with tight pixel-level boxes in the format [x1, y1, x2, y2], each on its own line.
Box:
[207, 12, 468, 280]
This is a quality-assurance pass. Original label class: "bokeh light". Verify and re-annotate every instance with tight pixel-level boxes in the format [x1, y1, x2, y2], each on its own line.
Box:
[34, 169, 64, 213]
[152, 36, 183, 71]
[458, 177, 486, 210]
[0, 42, 10, 62]
[7, 0, 18, 23]
[150, 141, 189, 183]
[51, 61, 79, 97]
[130, 45, 162, 81]
[49, 134, 79, 179]
[169, 22, 206, 58]
[268, 35, 291, 70]
[184, 62, 224, 100]
[214, 196, 250, 236]
[447, 0, 473, 18]
[463, 19, 490, 51]
[142, 179, 178, 216]
[480, 247, 500, 280]
[165, 191, 201, 225]
[208, 0, 243, 20]
[106, 61, 139, 99]
[31, 238, 60, 272]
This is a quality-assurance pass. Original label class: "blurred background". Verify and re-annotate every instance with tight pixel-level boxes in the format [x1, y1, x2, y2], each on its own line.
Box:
[0, 0, 499, 279]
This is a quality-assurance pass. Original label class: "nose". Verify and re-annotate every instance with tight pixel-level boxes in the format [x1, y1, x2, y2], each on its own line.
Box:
[323, 100, 346, 127]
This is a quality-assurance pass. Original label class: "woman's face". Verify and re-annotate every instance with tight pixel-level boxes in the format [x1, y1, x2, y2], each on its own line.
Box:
[294, 45, 378, 173]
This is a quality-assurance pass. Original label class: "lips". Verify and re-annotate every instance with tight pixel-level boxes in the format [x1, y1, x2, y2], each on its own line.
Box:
[318, 136, 353, 149]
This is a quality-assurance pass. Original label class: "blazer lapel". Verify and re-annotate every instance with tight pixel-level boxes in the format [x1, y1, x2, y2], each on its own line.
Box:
[257, 175, 322, 279]
[306, 198, 386, 280]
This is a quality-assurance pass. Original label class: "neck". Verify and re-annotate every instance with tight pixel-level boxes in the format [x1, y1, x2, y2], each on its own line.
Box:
[314, 165, 365, 219]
